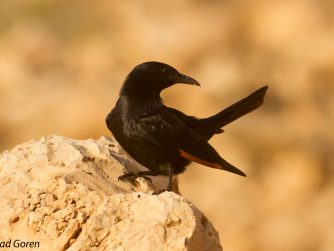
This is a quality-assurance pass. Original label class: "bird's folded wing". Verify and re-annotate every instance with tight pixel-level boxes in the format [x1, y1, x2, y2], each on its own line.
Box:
[138, 109, 245, 176]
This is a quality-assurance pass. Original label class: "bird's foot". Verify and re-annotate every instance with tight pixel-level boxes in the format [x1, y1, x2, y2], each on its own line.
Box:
[152, 187, 173, 195]
[118, 172, 153, 187]
[152, 189, 167, 195]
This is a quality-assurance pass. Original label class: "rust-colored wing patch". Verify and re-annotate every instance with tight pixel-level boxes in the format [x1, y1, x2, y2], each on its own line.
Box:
[179, 150, 222, 169]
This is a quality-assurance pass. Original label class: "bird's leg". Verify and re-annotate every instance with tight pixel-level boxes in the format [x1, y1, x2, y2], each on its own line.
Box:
[118, 171, 158, 187]
[152, 164, 174, 195]
[167, 165, 174, 191]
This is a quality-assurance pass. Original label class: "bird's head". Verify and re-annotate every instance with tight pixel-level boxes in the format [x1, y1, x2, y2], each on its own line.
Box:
[120, 61, 200, 97]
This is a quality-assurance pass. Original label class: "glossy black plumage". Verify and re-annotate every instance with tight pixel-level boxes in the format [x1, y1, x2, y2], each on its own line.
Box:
[106, 61, 268, 193]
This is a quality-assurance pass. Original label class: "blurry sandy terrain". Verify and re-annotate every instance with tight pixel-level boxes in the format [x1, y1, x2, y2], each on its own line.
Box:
[0, 1, 333, 250]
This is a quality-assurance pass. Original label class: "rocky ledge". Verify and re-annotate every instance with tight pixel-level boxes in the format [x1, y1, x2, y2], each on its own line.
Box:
[0, 135, 222, 251]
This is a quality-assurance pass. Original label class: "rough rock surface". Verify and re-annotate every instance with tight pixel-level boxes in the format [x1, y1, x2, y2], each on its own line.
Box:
[0, 135, 222, 251]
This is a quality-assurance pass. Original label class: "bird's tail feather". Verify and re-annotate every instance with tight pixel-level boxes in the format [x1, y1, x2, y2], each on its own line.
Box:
[197, 86, 268, 139]
[219, 158, 246, 176]
[209, 85, 268, 127]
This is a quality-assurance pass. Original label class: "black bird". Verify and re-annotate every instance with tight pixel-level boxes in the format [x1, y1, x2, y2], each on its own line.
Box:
[106, 61, 268, 194]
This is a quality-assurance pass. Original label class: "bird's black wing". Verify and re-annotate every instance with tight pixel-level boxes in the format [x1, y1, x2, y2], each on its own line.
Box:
[138, 109, 245, 176]
[165, 107, 199, 128]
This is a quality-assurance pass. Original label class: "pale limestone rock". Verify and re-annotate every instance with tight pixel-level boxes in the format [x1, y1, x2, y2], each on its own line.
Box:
[0, 135, 222, 251]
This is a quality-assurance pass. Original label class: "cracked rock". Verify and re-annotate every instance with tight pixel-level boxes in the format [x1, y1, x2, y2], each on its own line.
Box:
[0, 135, 222, 251]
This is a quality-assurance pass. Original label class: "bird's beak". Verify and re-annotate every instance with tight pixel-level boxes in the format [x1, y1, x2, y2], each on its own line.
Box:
[174, 73, 201, 86]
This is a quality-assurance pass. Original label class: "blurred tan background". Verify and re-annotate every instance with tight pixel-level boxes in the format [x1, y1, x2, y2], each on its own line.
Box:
[1, 0, 333, 250]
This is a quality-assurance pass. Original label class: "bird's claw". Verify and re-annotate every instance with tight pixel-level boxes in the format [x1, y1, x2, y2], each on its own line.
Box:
[152, 189, 169, 195]
[118, 172, 153, 187]
[141, 176, 152, 183]
[118, 173, 139, 187]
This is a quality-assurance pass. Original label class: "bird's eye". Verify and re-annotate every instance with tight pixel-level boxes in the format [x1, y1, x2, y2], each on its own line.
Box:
[162, 68, 168, 74]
